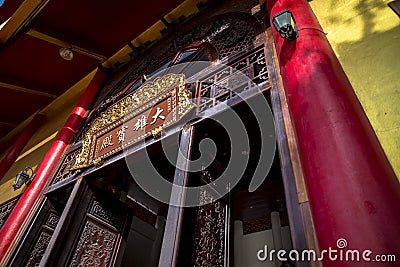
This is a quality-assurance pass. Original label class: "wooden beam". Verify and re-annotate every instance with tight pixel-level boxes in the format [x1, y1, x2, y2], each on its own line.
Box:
[26, 28, 69, 47]
[158, 126, 194, 267]
[0, 122, 18, 128]
[0, 0, 50, 44]
[0, 81, 56, 98]
[265, 27, 321, 267]
[27, 29, 107, 62]
[39, 177, 86, 266]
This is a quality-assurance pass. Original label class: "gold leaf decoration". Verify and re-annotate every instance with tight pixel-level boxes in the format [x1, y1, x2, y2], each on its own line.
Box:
[72, 73, 188, 169]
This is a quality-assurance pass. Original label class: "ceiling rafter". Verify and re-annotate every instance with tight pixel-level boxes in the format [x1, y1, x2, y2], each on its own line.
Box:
[0, 0, 50, 44]
[27, 29, 106, 62]
[100, 0, 205, 68]
[0, 81, 56, 98]
[0, 0, 209, 149]
[0, 122, 18, 128]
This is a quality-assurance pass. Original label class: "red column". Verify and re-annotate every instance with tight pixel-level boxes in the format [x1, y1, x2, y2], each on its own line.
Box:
[0, 113, 46, 181]
[0, 69, 106, 262]
[266, 0, 400, 266]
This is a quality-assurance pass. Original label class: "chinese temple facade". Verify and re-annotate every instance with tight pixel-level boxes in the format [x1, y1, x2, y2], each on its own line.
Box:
[0, 0, 399, 266]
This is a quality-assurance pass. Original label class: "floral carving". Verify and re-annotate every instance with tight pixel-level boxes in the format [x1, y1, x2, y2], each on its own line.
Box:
[193, 189, 225, 266]
[0, 196, 19, 229]
[191, 168, 226, 266]
[25, 231, 52, 267]
[70, 220, 117, 267]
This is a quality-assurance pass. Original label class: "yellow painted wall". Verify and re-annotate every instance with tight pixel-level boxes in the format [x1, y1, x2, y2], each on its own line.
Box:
[310, 0, 400, 179]
[0, 72, 96, 204]
[0, 141, 54, 201]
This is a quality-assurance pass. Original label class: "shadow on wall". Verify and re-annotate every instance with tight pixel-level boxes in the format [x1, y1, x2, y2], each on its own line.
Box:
[311, 0, 400, 178]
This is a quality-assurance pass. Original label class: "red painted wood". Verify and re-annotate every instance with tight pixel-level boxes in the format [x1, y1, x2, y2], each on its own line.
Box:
[265, 0, 400, 266]
[0, 113, 45, 181]
[0, 69, 106, 262]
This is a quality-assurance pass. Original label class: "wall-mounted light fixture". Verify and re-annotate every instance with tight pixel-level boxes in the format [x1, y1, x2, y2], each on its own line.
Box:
[272, 9, 298, 40]
[59, 47, 74, 61]
[13, 167, 35, 190]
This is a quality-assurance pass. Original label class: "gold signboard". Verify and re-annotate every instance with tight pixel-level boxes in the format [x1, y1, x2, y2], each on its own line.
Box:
[72, 73, 193, 169]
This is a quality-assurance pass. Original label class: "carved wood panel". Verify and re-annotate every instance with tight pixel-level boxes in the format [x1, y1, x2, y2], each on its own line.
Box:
[45, 212, 60, 229]
[71, 14, 259, 144]
[70, 219, 118, 267]
[197, 46, 269, 113]
[25, 211, 60, 267]
[25, 230, 52, 267]
[192, 169, 226, 267]
[89, 199, 124, 230]
[192, 191, 226, 267]
[0, 195, 19, 229]
[68, 198, 127, 267]
[52, 148, 81, 185]
[113, 14, 258, 97]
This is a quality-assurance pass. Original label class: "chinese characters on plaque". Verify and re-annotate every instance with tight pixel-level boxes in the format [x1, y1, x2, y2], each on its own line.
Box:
[72, 73, 193, 169]
[93, 88, 190, 160]
[98, 107, 166, 154]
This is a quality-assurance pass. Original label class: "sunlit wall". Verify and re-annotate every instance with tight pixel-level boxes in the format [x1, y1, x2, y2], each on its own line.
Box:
[310, 0, 400, 179]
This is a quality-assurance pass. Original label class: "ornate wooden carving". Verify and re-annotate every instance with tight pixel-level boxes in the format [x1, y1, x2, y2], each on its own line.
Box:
[70, 219, 118, 267]
[197, 46, 269, 113]
[99, 15, 258, 111]
[73, 14, 260, 151]
[0, 195, 20, 229]
[89, 200, 124, 230]
[25, 231, 53, 267]
[68, 198, 127, 267]
[192, 169, 226, 267]
[174, 16, 256, 59]
[208, 17, 254, 58]
[45, 212, 60, 230]
[25, 211, 60, 266]
[72, 73, 193, 169]
[52, 148, 81, 184]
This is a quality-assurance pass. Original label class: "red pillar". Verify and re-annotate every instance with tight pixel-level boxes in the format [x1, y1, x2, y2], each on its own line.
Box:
[0, 113, 46, 181]
[265, 0, 400, 266]
[0, 69, 106, 262]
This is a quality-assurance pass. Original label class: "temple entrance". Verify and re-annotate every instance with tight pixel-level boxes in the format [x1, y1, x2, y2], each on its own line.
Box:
[120, 215, 165, 267]
[147, 94, 295, 267]
[0, 0, 324, 265]
[233, 156, 294, 267]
